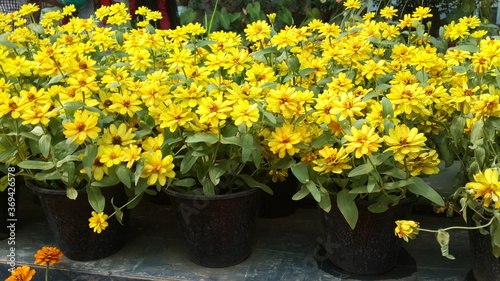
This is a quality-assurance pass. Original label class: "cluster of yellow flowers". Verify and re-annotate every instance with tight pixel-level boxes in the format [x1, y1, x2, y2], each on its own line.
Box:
[1, 2, 500, 230]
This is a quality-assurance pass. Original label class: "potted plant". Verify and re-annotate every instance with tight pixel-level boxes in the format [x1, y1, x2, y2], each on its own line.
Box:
[393, 13, 500, 279]
[0, 3, 174, 260]
[242, 2, 449, 275]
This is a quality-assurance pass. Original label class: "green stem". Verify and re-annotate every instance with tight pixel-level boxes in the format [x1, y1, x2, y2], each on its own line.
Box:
[45, 264, 49, 281]
[420, 216, 495, 233]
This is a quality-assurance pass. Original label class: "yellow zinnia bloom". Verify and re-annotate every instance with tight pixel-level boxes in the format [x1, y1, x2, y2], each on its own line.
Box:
[313, 146, 352, 174]
[466, 169, 500, 209]
[62, 110, 101, 144]
[383, 124, 427, 161]
[344, 125, 383, 158]
[268, 124, 302, 158]
[88, 211, 109, 234]
[141, 150, 176, 186]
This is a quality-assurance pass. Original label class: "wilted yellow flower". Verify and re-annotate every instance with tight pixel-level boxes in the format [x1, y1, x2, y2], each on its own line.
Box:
[395, 220, 420, 242]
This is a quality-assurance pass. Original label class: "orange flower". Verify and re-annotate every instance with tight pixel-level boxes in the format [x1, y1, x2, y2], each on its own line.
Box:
[34, 246, 63, 265]
[5, 266, 36, 281]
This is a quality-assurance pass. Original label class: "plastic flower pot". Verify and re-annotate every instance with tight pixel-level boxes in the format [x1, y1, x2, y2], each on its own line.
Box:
[166, 188, 261, 268]
[30, 181, 130, 261]
[316, 196, 416, 275]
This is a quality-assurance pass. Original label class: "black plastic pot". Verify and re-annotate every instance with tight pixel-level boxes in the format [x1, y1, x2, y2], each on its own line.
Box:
[469, 215, 500, 281]
[317, 197, 415, 275]
[30, 182, 130, 261]
[166, 188, 261, 268]
[259, 177, 298, 218]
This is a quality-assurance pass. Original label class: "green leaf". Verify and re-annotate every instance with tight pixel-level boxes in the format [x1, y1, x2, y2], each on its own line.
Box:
[436, 229, 455, 260]
[450, 116, 465, 144]
[238, 174, 273, 194]
[337, 189, 358, 229]
[452, 44, 478, 53]
[291, 162, 309, 184]
[278, 6, 294, 25]
[241, 134, 254, 163]
[311, 131, 332, 149]
[470, 119, 484, 146]
[180, 150, 198, 175]
[474, 146, 486, 169]
[408, 177, 444, 206]
[63, 101, 86, 110]
[116, 165, 132, 188]
[34, 170, 60, 181]
[87, 185, 105, 213]
[348, 163, 373, 178]
[381, 167, 407, 179]
[318, 188, 331, 212]
[0, 147, 16, 162]
[17, 160, 55, 170]
[83, 145, 98, 179]
[48, 74, 64, 85]
[286, 56, 300, 72]
[175, 178, 196, 187]
[292, 185, 310, 200]
[66, 187, 78, 200]
[0, 39, 18, 48]
[220, 136, 241, 146]
[305, 180, 321, 202]
[180, 8, 197, 25]
[39, 134, 51, 158]
[381, 97, 394, 119]
[185, 133, 219, 144]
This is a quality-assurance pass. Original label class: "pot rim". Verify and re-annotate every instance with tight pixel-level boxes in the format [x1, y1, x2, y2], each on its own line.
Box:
[165, 187, 260, 200]
[27, 181, 77, 195]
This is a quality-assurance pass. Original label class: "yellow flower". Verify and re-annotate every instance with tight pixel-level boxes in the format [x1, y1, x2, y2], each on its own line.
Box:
[395, 220, 420, 242]
[268, 124, 302, 158]
[383, 124, 427, 162]
[313, 146, 352, 174]
[99, 145, 124, 167]
[412, 6, 432, 20]
[330, 92, 367, 121]
[88, 211, 109, 234]
[108, 91, 143, 117]
[269, 169, 288, 183]
[244, 20, 271, 42]
[466, 169, 500, 209]
[159, 103, 193, 132]
[343, 0, 362, 10]
[231, 99, 259, 127]
[122, 144, 142, 169]
[62, 110, 101, 144]
[34, 246, 63, 265]
[344, 125, 383, 158]
[380, 6, 398, 18]
[195, 96, 232, 124]
[5, 266, 36, 281]
[21, 103, 57, 126]
[141, 150, 176, 186]
[401, 150, 441, 176]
